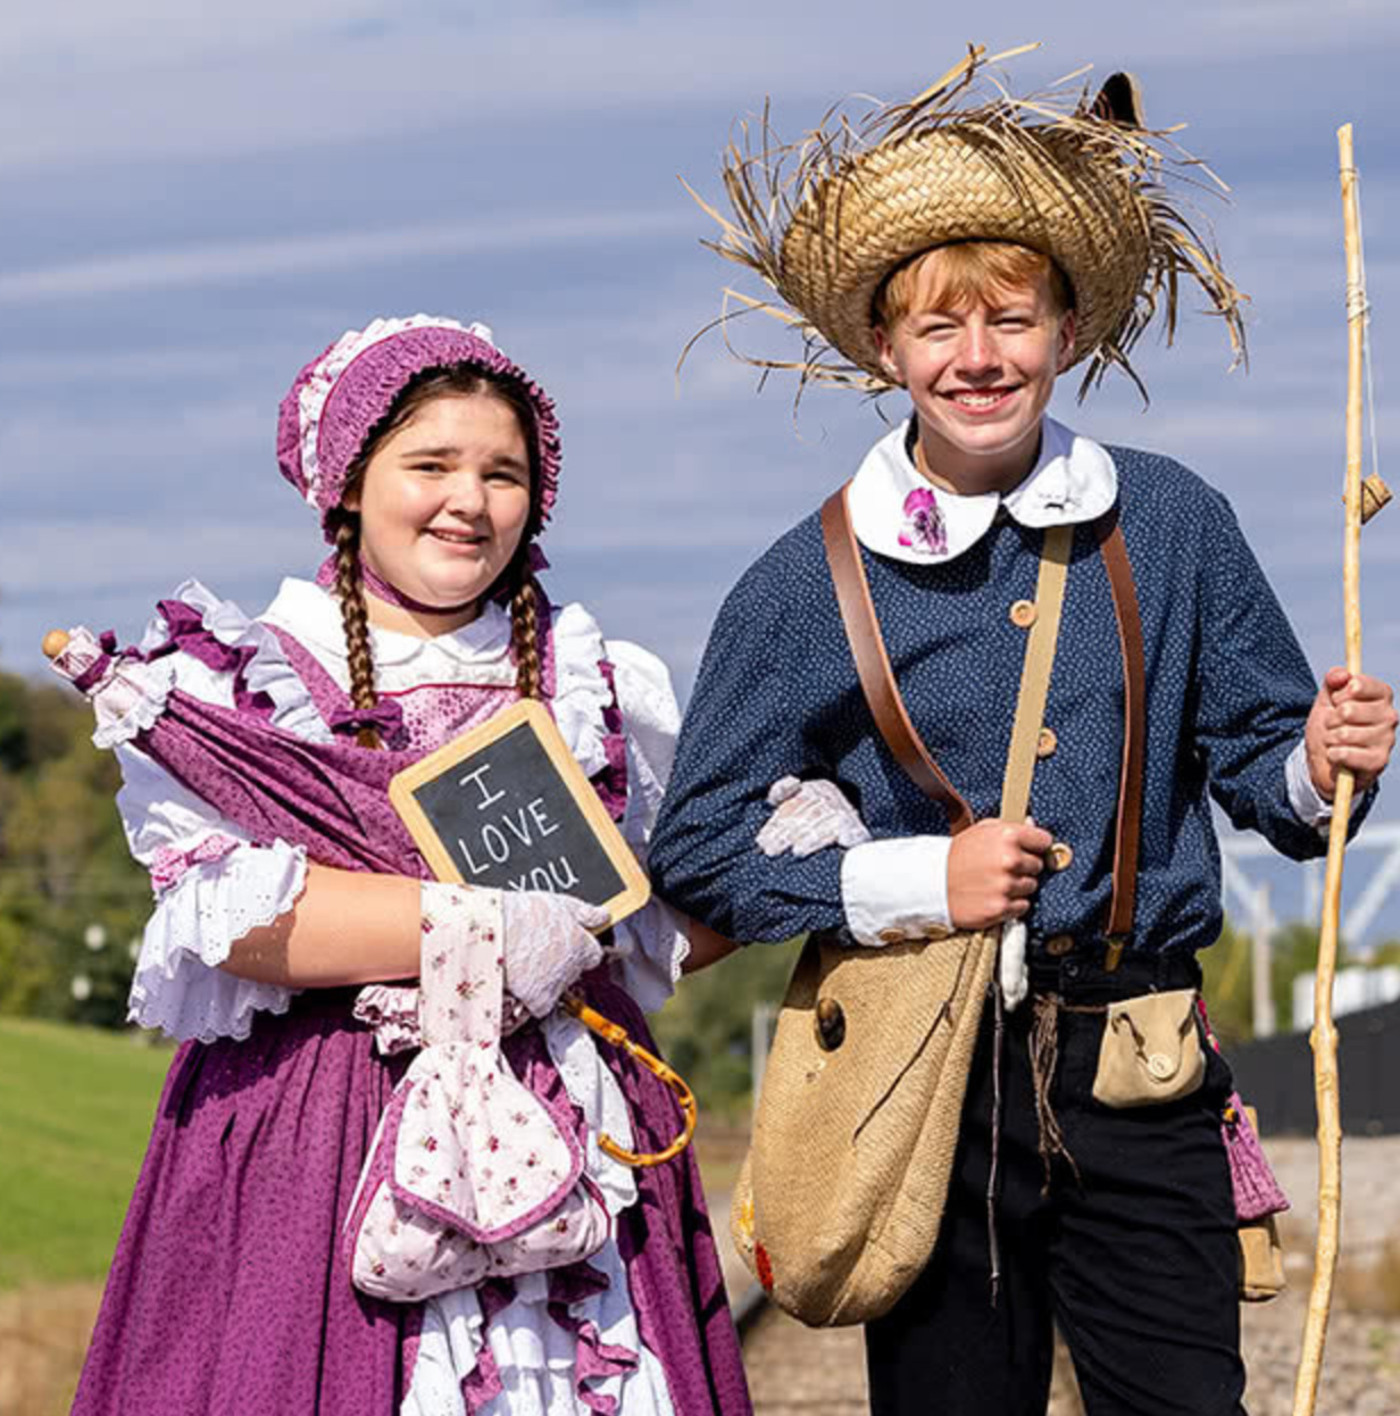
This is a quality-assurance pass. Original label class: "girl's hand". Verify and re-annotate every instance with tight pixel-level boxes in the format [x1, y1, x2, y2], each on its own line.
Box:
[501, 892, 610, 1018]
[947, 818, 1052, 931]
[756, 776, 873, 858]
[1305, 668, 1398, 799]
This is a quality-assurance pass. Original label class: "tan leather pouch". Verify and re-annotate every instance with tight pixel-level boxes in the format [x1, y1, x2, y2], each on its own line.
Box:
[1092, 987, 1206, 1108]
[1236, 1107, 1287, 1301]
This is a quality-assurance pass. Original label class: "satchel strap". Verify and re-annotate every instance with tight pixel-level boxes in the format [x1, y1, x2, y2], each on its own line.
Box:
[999, 523, 1072, 824]
[819, 484, 1146, 942]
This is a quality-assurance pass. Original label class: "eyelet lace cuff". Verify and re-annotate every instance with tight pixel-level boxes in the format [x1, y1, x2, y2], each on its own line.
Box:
[127, 838, 308, 1043]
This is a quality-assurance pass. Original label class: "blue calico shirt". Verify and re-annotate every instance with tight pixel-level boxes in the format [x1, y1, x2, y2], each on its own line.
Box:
[649, 445, 1372, 958]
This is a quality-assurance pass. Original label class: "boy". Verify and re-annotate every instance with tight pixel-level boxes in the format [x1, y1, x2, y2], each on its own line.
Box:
[650, 51, 1396, 1415]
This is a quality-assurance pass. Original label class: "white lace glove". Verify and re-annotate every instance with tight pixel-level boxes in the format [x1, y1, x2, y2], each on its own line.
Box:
[500, 892, 610, 1019]
[757, 776, 874, 858]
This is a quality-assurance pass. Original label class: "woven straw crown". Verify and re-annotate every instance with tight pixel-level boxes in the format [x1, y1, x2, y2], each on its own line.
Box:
[686, 44, 1246, 400]
[781, 127, 1152, 384]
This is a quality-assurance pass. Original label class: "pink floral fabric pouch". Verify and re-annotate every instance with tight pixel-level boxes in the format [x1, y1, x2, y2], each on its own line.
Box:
[344, 882, 609, 1303]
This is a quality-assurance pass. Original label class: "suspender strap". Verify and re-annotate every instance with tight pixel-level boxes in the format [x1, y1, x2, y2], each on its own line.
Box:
[820, 489, 975, 835]
[819, 484, 1146, 943]
[1096, 513, 1146, 941]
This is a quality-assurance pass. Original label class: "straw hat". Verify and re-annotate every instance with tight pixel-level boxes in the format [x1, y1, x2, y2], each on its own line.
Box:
[686, 45, 1246, 399]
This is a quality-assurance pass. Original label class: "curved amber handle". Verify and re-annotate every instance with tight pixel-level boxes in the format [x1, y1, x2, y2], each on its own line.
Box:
[562, 995, 698, 1168]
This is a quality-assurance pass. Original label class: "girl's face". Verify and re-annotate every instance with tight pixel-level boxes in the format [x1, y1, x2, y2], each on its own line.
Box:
[345, 392, 532, 629]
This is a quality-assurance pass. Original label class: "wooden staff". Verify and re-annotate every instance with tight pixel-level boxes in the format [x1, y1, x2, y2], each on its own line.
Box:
[1291, 122, 1368, 1416]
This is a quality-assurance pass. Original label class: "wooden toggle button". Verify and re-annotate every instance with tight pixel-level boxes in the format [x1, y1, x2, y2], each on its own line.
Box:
[815, 997, 846, 1051]
[1046, 842, 1074, 873]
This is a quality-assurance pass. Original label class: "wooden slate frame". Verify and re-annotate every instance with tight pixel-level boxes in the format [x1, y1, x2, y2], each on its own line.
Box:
[388, 699, 652, 924]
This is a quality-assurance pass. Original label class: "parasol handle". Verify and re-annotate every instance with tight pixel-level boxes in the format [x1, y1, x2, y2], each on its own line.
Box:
[563, 994, 698, 1167]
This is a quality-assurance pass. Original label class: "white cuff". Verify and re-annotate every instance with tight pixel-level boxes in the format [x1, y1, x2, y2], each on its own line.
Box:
[127, 839, 307, 1042]
[840, 836, 952, 946]
[1285, 738, 1359, 834]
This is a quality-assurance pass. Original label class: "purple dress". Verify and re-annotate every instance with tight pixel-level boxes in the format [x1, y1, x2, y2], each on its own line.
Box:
[69, 581, 750, 1416]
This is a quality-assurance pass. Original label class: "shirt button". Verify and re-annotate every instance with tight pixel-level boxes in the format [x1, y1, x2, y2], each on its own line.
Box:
[1047, 842, 1074, 872]
[878, 927, 907, 944]
[1009, 600, 1038, 629]
[924, 925, 952, 942]
[1036, 727, 1058, 759]
[1045, 934, 1075, 956]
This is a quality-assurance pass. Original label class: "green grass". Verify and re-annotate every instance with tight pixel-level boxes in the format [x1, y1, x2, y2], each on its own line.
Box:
[0, 1019, 171, 1290]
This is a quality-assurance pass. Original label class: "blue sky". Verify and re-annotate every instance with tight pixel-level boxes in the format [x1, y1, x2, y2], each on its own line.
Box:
[2, 1, 1398, 942]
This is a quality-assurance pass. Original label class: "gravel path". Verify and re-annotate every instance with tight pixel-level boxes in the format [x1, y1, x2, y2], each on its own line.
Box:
[722, 1137, 1400, 1414]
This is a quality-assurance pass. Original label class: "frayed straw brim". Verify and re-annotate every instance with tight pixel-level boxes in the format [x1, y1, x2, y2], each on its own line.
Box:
[685, 43, 1247, 401]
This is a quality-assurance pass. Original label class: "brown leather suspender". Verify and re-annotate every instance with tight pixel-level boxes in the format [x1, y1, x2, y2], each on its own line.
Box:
[819, 483, 1146, 945]
[820, 491, 977, 836]
[1097, 515, 1146, 942]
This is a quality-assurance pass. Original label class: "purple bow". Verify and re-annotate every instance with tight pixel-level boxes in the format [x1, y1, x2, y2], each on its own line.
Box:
[328, 698, 407, 745]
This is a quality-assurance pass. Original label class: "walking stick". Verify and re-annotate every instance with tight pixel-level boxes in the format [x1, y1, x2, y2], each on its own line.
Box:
[1291, 122, 1390, 1416]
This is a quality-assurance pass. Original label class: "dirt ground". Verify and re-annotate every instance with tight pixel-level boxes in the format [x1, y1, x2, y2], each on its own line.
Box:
[732, 1137, 1400, 1416]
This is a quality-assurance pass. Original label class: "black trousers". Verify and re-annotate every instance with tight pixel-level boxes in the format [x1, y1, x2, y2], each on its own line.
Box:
[865, 951, 1247, 1416]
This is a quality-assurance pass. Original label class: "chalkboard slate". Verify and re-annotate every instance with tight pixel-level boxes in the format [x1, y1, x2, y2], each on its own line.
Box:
[388, 699, 651, 923]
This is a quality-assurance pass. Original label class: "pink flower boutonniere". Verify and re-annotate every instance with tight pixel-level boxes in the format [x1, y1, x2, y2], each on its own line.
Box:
[898, 487, 947, 556]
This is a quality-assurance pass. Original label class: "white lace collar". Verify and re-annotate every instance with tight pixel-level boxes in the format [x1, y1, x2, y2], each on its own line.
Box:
[259, 578, 516, 690]
[846, 416, 1118, 565]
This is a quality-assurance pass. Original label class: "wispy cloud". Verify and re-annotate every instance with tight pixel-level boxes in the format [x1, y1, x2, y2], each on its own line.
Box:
[0, 210, 694, 304]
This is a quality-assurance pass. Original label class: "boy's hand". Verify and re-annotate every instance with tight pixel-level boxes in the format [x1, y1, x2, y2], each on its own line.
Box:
[1305, 668, 1398, 799]
[948, 818, 1053, 931]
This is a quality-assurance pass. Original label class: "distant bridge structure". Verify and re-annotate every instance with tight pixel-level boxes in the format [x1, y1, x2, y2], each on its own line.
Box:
[1219, 819, 1400, 1037]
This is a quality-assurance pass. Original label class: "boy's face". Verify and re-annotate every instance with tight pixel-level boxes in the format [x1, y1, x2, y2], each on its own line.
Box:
[873, 259, 1076, 491]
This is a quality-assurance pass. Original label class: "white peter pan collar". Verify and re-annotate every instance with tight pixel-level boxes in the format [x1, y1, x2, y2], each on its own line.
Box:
[847, 416, 1118, 565]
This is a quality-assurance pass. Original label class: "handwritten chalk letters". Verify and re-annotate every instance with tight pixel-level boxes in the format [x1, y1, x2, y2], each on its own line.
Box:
[388, 700, 651, 923]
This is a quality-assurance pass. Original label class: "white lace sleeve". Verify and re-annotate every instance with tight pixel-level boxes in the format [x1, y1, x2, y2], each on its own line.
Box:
[116, 739, 307, 1044]
[603, 641, 691, 1013]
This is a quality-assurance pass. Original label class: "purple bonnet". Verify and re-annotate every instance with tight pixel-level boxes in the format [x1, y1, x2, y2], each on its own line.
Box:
[276, 315, 562, 542]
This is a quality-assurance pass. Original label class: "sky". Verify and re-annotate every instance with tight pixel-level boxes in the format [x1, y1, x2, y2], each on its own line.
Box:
[2, 0, 1399, 944]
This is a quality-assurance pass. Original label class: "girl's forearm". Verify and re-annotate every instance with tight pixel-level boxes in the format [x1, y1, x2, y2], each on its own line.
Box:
[221, 863, 422, 988]
[221, 867, 741, 988]
[681, 916, 741, 973]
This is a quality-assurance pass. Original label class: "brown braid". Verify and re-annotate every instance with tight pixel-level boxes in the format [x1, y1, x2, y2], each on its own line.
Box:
[509, 557, 543, 701]
[326, 508, 382, 749]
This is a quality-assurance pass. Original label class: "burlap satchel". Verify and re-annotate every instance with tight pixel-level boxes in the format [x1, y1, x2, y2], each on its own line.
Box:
[730, 927, 997, 1324]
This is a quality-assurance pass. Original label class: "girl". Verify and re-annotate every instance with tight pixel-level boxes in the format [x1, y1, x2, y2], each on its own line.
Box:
[64, 315, 751, 1416]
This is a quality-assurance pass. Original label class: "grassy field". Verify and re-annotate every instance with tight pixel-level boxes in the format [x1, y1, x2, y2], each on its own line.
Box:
[0, 1018, 171, 1291]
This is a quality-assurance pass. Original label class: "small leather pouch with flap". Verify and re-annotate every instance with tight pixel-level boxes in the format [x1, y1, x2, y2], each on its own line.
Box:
[1092, 987, 1206, 1108]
